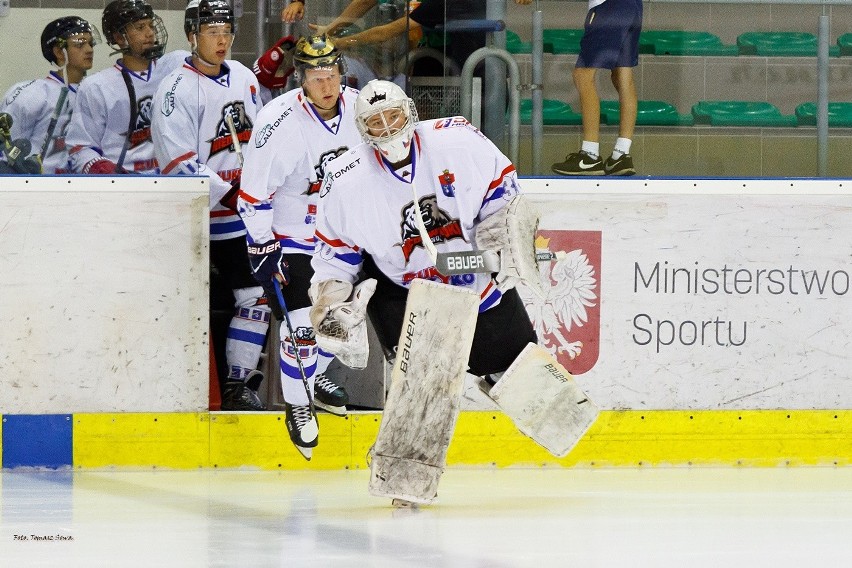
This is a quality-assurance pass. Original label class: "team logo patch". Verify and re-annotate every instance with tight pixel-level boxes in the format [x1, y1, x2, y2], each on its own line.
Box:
[432, 116, 469, 129]
[209, 101, 253, 157]
[128, 95, 154, 148]
[250, 85, 257, 105]
[438, 169, 455, 197]
[307, 147, 349, 195]
[519, 230, 602, 375]
[397, 195, 464, 262]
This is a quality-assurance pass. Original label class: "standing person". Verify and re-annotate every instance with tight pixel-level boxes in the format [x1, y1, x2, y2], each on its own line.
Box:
[308, 79, 537, 385]
[238, 34, 359, 459]
[551, 0, 642, 176]
[151, 0, 269, 411]
[67, 0, 189, 174]
[0, 17, 99, 174]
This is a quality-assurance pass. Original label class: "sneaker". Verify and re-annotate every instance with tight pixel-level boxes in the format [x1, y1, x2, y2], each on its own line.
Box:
[551, 150, 605, 176]
[313, 373, 349, 416]
[284, 402, 319, 461]
[220, 371, 266, 411]
[604, 153, 636, 176]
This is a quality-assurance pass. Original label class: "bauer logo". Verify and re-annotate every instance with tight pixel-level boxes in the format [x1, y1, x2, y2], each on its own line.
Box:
[519, 230, 602, 375]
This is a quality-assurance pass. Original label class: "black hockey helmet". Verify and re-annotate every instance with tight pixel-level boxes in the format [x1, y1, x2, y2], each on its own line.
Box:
[41, 16, 99, 64]
[293, 34, 346, 83]
[185, 0, 237, 36]
[102, 0, 168, 60]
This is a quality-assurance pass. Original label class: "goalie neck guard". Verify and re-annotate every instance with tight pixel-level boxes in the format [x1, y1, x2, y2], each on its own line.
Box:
[102, 0, 168, 60]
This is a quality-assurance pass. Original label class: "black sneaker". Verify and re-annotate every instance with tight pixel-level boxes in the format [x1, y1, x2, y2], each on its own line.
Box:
[220, 371, 266, 411]
[604, 153, 636, 176]
[284, 402, 318, 461]
[551, 150, 605, 176]
[313, 373, 349, 416]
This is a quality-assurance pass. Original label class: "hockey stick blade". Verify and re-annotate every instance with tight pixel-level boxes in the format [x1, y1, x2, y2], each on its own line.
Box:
[434, 249, 500, 276]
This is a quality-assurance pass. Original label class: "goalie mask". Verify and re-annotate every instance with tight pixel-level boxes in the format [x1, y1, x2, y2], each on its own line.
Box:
[355, 80, 418, 163]
[41, 17, 101, 64]
[293, 34, 346, 83]
[102, 0, 168, 60]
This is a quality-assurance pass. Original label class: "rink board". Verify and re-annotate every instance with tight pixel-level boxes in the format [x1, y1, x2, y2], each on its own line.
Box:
[2, 410, 852, 469]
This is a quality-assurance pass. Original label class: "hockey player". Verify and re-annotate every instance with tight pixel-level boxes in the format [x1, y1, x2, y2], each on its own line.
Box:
[151, 0, 269, 411]
[309, 80, 598, 504]
[0, 16, 99, 174]
[66, 0, 189, 174]
[237, 34, 359, 459]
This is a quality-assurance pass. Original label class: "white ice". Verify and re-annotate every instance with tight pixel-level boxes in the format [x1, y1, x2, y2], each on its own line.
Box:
[2, 467, 851, 567]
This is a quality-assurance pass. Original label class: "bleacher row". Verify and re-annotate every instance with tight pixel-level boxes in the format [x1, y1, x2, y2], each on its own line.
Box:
[507, 29, 852, 58]
[510, 29, 852, 128]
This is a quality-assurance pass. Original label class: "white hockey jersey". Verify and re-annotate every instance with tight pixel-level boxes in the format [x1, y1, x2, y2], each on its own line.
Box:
[0, 72, 77, 174]
[152, 59, 262, 241]
[239, 85, 361, 253]
[67, 50, 189, 174]
[312, 116, 521, 312]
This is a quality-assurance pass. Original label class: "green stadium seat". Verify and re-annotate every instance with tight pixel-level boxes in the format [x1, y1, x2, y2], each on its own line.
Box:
[692, 101, 798, 127]
[601, 100, 694, 126]
[795, 102, 852, 127]
[839, 33, 852, 56]
[518, 99, 582, 125]
[506, 30, 554, 54]
[640, 31, 738, 56]
[542, 29, 584, 54]
[737, 32, 840, 57]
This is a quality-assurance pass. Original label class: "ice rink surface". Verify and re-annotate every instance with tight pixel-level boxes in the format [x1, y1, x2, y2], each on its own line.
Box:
[2, 467, 851, 567]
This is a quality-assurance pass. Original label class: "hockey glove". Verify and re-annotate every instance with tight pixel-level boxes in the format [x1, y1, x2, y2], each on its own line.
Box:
[309, 278, 376, 369]
[84, 158, 124, 175]
[475, 195, 543, 296]
[248, 238, 289, 285]
[253, 36, 296, 90]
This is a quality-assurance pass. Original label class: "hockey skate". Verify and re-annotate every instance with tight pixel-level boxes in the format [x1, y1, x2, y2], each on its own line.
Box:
[284, 402, 319, 461]
[220, 370, 266, 411]
[313, 373, 348, 416]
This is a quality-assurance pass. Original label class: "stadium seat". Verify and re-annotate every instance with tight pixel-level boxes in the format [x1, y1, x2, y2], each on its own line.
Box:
[640, 31, 738, 56]
[839, 33, 852, 56]
[506, 30, 554, 54]
[795, 102, 852, 127]
[601, 100, 694, 126]
[542, 29, 584, 54]
[737, 32, 840, 57]
[692, 101, 798, 127]
[518, 99, 582, 125]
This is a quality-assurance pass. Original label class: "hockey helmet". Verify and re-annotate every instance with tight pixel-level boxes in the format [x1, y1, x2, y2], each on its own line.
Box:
[185, 0, 236, 36]
[102, 0, 168, 60]
[293, 34, 346, 83]
[41, 17, 100, 64]
[354, 80, 418, 163]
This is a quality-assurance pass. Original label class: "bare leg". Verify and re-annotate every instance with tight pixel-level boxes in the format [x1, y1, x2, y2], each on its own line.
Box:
[573, 66, 600, 143]
[611, 67, 637, 140]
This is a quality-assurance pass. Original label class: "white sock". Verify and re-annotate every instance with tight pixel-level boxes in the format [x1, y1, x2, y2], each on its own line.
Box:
[580, 141, 600, 159]
[612, 137, 632, 159]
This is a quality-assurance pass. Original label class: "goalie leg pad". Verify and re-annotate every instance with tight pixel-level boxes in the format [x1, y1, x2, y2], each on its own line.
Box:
[369, 280, 479, 504]
[484, 343, 599, 457]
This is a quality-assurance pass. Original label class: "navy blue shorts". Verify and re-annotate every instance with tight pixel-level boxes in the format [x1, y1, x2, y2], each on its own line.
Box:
[576, 0, 643, 69]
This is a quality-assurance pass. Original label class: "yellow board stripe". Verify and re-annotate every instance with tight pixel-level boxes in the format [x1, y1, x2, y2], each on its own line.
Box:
[2, 410, 848, 470]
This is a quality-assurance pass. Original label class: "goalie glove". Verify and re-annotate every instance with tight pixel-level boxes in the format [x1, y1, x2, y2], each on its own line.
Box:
[253, 36, 297, 90]
[475, 195, 543, 296]
[309, 278, 377, 369]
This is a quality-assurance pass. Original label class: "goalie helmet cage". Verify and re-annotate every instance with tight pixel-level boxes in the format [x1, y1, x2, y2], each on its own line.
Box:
[408, 76, 481, 128]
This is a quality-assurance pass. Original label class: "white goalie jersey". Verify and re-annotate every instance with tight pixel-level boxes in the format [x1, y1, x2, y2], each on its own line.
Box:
[312, 117, 522, 312]
[152, 59, 262, 241]
[0, 72, 77, 174]
[67, 50, 189, 174]
[239, 85, 361, 252]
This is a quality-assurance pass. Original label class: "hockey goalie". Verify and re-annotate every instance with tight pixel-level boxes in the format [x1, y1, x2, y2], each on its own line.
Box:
[309, 80, 599, 505]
